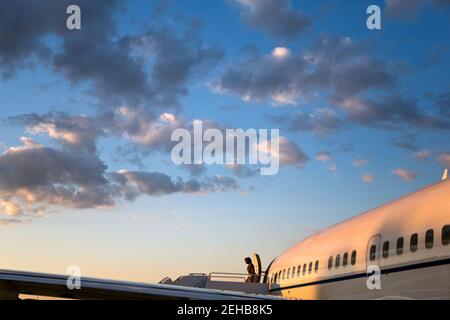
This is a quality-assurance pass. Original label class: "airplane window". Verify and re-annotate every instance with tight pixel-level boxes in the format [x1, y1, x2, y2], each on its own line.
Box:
[351, 250, 357, 265]
[302, 263, 307, 275]
[425, 229, 434, 249]
[314, 260, 319, 272]
[297, 265, 301, 277]
[308, 262, 313, 274]
[410, 233, 418, 252]
[382, 241, 389, 258]
[443, 225, 450, 245]
[287, 268, 290, 279]
[335, 255, 340, 268]
[396, 237, 404, 255]
[343, 252, 348, 267]
[369, 245, 376, 261]
[292, 267, 296, 278]
[328, 256, 333, 270]
[282, 269, 286, 280]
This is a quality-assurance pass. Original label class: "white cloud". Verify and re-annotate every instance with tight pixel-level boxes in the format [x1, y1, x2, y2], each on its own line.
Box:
[362, 174, 374, 183]
[315, 151, 331, 162]
[392, 168, 417, 181]
[414, 149, 431, 159]
[352, 159, 368, 166]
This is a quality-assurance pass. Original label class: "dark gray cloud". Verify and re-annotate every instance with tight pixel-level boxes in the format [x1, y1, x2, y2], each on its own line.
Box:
[111, 170, 202, 198]
[0, 0, 223, 108]
[232, 0, 311, 39]
[0, 0, 66, 78]
[276, 137, 309, 167]
[0, 139, 240, 219]
[214, 36, 396, 105]
[385, 0, 423, 17]
[331, 58, 396, 100]
[0, 139, 114, 213]
[432, 90, 450, 117]
[216, 36, 447, 135]
[392, 134, 420, 151]
[213, 47, 306, 105]
[269, 108, 344, 135]
[385, 0, 449, 18]
[338, 95, 450, 130]
[122, 28, 223, 106]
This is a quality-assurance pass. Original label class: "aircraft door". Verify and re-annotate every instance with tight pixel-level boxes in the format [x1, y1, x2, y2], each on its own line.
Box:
[252, 253, 262, 283]
[366, 234, 381, 269]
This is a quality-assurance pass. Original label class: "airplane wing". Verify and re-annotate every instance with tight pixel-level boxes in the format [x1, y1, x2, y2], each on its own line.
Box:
[0, 269, 280, 300]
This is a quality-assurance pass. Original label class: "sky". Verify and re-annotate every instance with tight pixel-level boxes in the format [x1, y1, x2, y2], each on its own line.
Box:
[0, 0, 449, 283]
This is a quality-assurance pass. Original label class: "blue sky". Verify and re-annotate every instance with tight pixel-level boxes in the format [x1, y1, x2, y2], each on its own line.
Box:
[0, 0, 448, 282]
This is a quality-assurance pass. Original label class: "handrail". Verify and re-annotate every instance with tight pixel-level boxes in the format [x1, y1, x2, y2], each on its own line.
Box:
[158, 277, 173, 284]
[208, 271, 267, 283]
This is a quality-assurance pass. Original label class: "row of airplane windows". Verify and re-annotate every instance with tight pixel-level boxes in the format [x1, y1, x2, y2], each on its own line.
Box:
[271, 260, 321, 284]
[370, 224, 450, 261]
[271, 224, 450, 284]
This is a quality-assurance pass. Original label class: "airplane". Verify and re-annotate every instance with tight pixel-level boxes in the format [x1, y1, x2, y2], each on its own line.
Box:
[0, 170, 448, 300]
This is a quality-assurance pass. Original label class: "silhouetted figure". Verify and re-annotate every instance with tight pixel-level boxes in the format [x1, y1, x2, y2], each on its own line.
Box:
[244, 257, 257, 283]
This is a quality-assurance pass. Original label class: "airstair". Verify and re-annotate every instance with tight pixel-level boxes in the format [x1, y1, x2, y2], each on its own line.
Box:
[159, 272, 269, 295]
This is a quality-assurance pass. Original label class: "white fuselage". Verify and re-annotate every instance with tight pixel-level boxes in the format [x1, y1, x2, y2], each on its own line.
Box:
[267, 179, 450, 299]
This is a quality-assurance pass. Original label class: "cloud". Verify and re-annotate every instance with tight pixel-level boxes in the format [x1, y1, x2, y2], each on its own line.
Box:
[232, 0, 311, 39]
[0, 218, 24, 226]
[353, 159, 368, 166]
[432, 90, 450, 118]
[113, 107, 182, 153]
[438, 152, 450, 167]
[385, 0, 423, 18]
[0, 0, 223, 108]
[214, 37, 396, 106]
[119, 27, 224, 107]
[226, 164, 259, 178]
[275, 137, 309, 167]
[0, 199, 23, 216]
[201, 175, 240, 192]
[391, 134, 420, 151]
[362, 174, 374, 183]
[213, 46, 307, 105]
[414, 149, 432, 159]
[392, 168, 417, 181]
[0, 138, 239, 220]
[338, 95, 450, 130]
[327, 163, 338, 173]
[112, 170, 202, 197]
[9, 107, 184, 158]
[385, 0, 449, 18]
[315, 151, 331, 162]
[269, 108, 344, 135]
[0, 138, 114, 215]
[10, 112, 104, 154]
